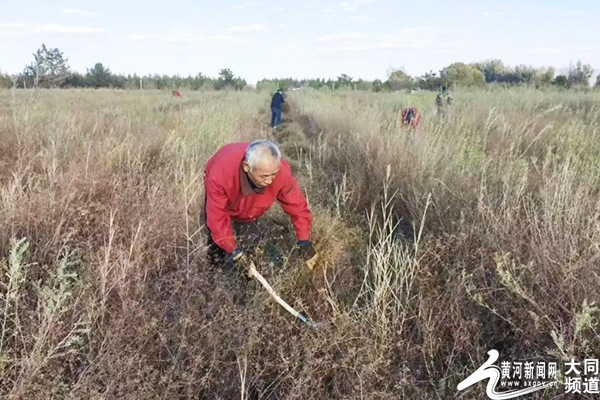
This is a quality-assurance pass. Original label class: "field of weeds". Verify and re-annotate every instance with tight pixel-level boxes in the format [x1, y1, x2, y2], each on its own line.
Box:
[1, 87, 599, 399]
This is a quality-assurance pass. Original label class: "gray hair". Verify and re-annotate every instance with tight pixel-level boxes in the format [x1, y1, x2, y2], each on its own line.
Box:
[245, 140, 281, 170]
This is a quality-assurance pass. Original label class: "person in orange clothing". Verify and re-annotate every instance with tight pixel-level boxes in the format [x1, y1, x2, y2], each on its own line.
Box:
[400, 106, 422, 128]
[203, 140, 318, 273]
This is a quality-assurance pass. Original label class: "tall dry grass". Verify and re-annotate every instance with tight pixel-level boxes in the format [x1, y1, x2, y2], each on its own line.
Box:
[0, 89, 269, 399]
[290, 87, 600, 398]
[0, 86, 599, 399]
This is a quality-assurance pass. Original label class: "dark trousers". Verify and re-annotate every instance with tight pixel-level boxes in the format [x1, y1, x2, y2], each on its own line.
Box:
[203, 201, 263, 306]
[206, 220, 263, 266]
[271, 107, 282, 128]
[204, 199, 263, 267]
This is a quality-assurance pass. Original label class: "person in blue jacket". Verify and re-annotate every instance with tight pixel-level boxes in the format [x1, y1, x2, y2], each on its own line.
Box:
[270, 88, 285, 129]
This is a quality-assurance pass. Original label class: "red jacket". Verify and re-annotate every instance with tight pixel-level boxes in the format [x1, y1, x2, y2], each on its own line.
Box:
[204, 142, 312, 254]
[401, 107, 422, 128]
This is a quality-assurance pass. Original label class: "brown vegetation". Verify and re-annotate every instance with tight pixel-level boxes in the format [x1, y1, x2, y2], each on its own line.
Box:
[1, 87, 599, 399]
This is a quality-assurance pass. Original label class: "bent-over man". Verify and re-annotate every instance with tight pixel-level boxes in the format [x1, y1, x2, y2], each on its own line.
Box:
[203, 140, 318, 273]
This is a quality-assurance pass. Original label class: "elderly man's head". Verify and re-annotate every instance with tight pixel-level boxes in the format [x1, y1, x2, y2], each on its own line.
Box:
[243, 140, 281, 188]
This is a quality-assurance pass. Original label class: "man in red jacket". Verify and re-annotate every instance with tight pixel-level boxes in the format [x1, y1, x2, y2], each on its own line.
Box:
[204, 140, 318, 272]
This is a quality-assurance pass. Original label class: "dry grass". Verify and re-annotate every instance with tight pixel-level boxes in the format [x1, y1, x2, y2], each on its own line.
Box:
[0, 87, 599, 399]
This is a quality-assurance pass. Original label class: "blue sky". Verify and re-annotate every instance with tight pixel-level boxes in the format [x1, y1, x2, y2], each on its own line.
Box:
[1, 0, 598, 84]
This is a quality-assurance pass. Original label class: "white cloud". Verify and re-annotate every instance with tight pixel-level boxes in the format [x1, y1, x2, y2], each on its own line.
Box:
[332, 45, 368, 51]
[531, 48, 563, 55]
[62, 8, 95, 18]
[335, 2, 357, 13]
[126, 30, 206, 45]
[432, 41, 463, 53]
[275, 43, 299, 50]
[128, 34, 147, 40]
[209, 35, 249, 44]
[316, 32, 368, 42]
[0, 23, 28, 29]
[573, 46, 595, 54]
[482, 11, 506, 17]
[125, 30, 249, 46]
[316, 27, 442, 47]
[227, 24, 266, 33]
[320, 27, 462, 54]
[232, 2, 264, 10]
[350, 15, 371, 23]
[300, 11, 338, 19]
[39, 24, 103, 34]
[336, 0, 388, 13]
[0, 22, 103, 36]
[375, 27, 451, 49]
[355, 0, 388, 4]
[278, 23, 287, 28]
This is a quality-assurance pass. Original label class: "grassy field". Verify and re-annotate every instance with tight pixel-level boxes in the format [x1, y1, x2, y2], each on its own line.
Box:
[1, 87, 599, 399]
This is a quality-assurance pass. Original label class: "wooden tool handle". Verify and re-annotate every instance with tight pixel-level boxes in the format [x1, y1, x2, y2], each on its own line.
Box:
[247, 262, 308, 323]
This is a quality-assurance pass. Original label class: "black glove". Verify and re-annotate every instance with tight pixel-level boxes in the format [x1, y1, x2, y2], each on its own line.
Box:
[226, 248, 250, 276]
[297, 240, 318, 270]
[230, 248, 245, 262]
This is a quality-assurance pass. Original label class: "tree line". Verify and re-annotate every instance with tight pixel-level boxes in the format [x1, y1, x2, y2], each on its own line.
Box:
[0, 44, 598, 91]
[0, 44, 246, 91]
[260, 60, 596, 92]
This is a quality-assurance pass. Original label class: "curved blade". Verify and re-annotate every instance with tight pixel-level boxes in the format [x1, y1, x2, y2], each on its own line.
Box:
[248, 262, 324, 329]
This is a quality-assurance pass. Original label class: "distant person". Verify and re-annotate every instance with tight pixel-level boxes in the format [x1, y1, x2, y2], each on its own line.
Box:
[172, 90, 181, 97]
[400, 106, 422, 128]
[270, 88, 285, 129]
[435, 86, 452, 114]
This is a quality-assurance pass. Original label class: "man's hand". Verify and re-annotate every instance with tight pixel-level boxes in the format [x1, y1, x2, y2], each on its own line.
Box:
[228, 248, 251, 277]
[297, 241, 319, 270]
